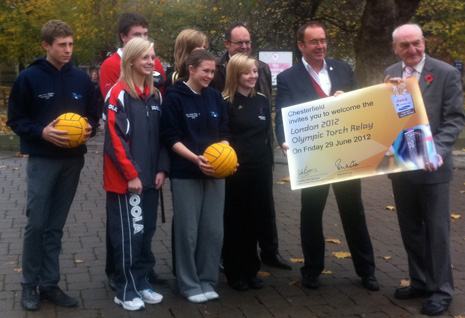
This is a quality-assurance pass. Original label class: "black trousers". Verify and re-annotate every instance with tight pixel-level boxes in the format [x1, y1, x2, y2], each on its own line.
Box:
[300, 179, 375, 278]
[223, 169, 270, 282]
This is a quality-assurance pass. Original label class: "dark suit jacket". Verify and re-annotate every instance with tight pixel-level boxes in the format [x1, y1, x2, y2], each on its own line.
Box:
[211, 52, 272, 101]
[275, 59, 357, 146]
[385, 55, 464, 184]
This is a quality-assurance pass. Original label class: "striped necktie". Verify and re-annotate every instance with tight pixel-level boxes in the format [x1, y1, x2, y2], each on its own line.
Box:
[404, 66, 414, 79]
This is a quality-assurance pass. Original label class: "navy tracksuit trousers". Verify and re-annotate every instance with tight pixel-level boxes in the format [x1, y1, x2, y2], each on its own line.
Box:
[106, 189, 158, 301]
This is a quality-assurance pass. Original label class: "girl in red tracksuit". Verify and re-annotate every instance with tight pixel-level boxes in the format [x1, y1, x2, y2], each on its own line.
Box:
[103, 38, 169, 311]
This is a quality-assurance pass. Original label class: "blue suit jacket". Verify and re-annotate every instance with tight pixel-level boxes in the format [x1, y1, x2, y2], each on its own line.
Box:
[275, 59, 357, 146]
[385, 55, 464, 184]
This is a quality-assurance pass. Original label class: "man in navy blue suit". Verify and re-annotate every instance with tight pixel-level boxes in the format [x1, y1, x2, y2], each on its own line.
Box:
[385, 23, 464, 316]
[275, 21, 378, 291]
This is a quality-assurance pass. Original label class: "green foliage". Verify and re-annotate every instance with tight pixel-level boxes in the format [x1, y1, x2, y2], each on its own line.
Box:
[414, 0, 465, 62]
[68, 0, 119, 65]
[0, 0, 55, 66]
[0, 0, 463, 75]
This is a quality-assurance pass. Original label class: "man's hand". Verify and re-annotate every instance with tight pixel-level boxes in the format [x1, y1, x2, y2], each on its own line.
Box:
[424, 154, 443, 172]
[384, 75, 403, 84]
[42, 118, 70, 147]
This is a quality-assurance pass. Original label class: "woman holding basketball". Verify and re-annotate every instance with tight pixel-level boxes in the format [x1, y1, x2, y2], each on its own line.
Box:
[222, 54, 273, 291]
[103, 37, 168, 311]
[161, 49, 230, 303]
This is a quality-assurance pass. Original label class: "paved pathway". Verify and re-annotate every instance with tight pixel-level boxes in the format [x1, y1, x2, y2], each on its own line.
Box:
[0, 129, 464, 318]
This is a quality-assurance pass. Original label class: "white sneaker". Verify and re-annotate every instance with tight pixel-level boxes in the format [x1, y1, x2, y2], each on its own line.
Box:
[114, 296, 145, 311]
[139, 289, 163, 304]
[204, 291, 219, 300]
[187, 293, 208, 304]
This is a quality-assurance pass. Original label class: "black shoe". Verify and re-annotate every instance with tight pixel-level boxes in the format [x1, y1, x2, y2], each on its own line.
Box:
[421, 300, 449, 316]
[302, 275, 320, 289]
[21, 286, 39, 311]
[361, 276, 380, 291]
[261, 253, 292, 270]
[247, 276, 264, 289]
[219, 259, 224, 273]
[108, 274, 116, 291]
[147, 270, 166, 285]
[39, 286, 78, 307]
[229, 279, 249, 291]
[394, 286, 427, 299]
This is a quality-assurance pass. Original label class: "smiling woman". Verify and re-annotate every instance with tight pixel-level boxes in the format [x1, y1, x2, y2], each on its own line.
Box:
[103, 37, 167, 311]
[161, 49, 231, 304]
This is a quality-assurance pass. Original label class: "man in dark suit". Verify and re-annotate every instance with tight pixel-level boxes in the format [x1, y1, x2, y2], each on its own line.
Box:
[275, 21, 378, 291]
[385, 23, 464, 316]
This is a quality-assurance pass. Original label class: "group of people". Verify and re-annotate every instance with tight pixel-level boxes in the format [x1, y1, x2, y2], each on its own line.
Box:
[7, 11, 463, 318]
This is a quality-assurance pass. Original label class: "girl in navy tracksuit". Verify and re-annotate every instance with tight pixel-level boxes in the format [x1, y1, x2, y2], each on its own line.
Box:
[161, 49, 230, 304]
[103, 38, 168, 311]
[221, 54, 273, 291]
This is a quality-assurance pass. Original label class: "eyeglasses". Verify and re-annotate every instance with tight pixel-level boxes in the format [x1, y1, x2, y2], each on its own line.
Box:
[303, 39, 327, 46]
[229, 40, 252, 46]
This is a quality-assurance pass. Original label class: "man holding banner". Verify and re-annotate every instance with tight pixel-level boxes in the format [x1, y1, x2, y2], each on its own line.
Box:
[275, 21, 378, 291]
[385, 23, 464, 316]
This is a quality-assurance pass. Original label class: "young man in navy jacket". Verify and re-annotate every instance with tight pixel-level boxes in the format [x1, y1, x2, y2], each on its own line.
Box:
[7, 20, 98, 311]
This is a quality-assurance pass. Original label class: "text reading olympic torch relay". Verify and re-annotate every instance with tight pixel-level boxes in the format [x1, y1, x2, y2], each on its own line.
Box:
[282, 78, 438, 190]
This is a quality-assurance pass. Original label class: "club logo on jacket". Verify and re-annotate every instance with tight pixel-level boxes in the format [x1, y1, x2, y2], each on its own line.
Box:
[186, 113, 200, 119]
[151, 105, 161, 111]
[129, 194, 144, 235]
[38, 92, 54, 99]
[108, 104, 118, 112]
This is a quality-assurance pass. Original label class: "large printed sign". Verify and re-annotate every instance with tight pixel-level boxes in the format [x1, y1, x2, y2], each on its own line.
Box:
[282, 78, 438, 190]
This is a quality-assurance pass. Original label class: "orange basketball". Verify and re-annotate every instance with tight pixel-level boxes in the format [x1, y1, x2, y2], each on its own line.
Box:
[203, 143, 237, 178]
[55, 113, 87, 148]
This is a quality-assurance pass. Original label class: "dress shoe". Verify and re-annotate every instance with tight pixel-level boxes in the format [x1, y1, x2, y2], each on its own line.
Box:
[147, 270, 166, 285]
[247, 276, 264, 289]
[219, 258, 224, 273]
[261, 253, 292, 270]
[394, 286, 427, 299]
[421, 300, 449, 316]
[229, 279, 249, 291]
[361, 276, 380, 291]
[21, 286, 39, 311]
[108, 274, 117, 291]
[302, 275, 320, 289]
[39, 286, 78, 307]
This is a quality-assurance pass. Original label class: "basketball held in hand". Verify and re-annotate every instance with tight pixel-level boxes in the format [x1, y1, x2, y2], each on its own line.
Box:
[203, 143, 238, 178]
[55, 113, 87, 148]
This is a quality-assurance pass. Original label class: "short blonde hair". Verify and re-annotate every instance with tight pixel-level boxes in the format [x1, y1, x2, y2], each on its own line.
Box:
[222, 54, 256, 103]
[174, 29, 208, 75]
[120, 37, 158, 99]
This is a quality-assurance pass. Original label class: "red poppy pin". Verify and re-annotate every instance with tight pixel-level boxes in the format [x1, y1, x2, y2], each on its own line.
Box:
[425, 74, 434, 86]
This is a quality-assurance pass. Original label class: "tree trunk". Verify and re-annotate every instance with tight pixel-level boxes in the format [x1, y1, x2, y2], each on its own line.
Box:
[355, 0, 421, 87]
